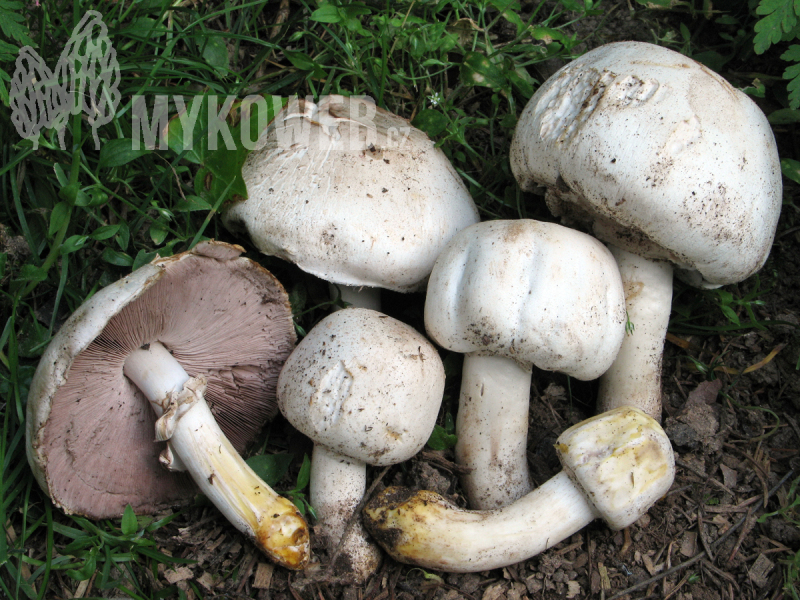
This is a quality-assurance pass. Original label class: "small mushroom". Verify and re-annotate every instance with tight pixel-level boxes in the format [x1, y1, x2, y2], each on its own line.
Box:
[222, 95, 480, 310]
[278, 308, 445, 582]
[363, 406, 675, 572]
[424, 219, 626, 509]
[510, 41, 782, 420]
[26, 241, 310, 569]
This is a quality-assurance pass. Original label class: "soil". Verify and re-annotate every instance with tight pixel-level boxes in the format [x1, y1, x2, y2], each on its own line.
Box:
[24, 2, 800, 599]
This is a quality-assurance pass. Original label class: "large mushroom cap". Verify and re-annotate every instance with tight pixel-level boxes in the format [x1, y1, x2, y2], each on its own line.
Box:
[222, 95, 480, 293]
[424, 219, 626, 380]
[26, 241, 296, 518]
[510, 41, 782, 288]
[278, 308, 445, 465]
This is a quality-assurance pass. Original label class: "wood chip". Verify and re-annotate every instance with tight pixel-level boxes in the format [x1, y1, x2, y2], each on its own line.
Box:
[680, 532, 697, 557]
[711, 514, 732, 533]
[642, 554, 664, 576]
[565, 581, 581, 599]
[597, 562, 611, 591]
[253, 563, 274, 589]
[196, 572, 215, 591]
[481, 582, 506, 600]
[719, 463, 738, 489]
[164, 566, 194, 584]
[748, 554, 774, 587]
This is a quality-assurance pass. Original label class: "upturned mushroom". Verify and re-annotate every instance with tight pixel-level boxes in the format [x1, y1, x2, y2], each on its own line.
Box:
[222, 95, 480, 310]
[363, 406, 675, 572]
[510, 41, 782, 420]
[278, 308, 445, 582]
[424, 219, 626, 509]
[26, 241, 310, 569]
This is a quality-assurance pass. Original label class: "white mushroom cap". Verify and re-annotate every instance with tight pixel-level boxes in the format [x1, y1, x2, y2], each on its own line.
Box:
[278, 308, 444, 465]
[278, 308, 445, 581]
[223, 95, 480, 293]
[422, 219, 626, 509]
[425, 219, 625, 379]
[510, 41, 782, 288]
[26, 241, 296, 518]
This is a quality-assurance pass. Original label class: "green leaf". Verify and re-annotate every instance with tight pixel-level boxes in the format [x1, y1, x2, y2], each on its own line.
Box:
[175, 196, 212, 212]
[782, 55, 800, 109]
[781, 44, 800, 62]
[412, 109, 448, 137]
[310, 4, 342, 23]
[781, 158, 800, 183]
[60, 235, 88, 254]
[753, 0, 799, 54]
[99, 139, 151, 169]
[768, 108, 800, 124]
[116, 221, 130, 251]
[295, 454, 312, 490]
[460, 51, 506, 90]
[101, 248, 133, 267]
[0, 0, 34, 46]
[121, 505, 138, 536]
[91, 224, 120, 241]
[427, 425, 458, 450]
[17, 263, 47, 284]
[148, 220, 168, 245]
[283, 50, 317, 71]
[132, 249, 159, 271]
[202, 36, 229, 74]
[122, 17, 168, 39]
[720, 304, 741, 325]
[245, 453, 294, 487]
[49, 202, 70, 236]
[65, 548, 98, 581]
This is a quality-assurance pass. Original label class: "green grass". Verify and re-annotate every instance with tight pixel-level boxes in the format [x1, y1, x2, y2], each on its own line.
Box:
[0, 0, 796, 597]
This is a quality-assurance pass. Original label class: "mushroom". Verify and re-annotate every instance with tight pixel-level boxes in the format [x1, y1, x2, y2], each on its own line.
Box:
[424, 219, 626, 509]
[222, 95, 480, 310]
[510, 41, 782, 420]
[363, 406, 675, 572]
[278, 308, 445, 582]
[26, 241, 310, 569]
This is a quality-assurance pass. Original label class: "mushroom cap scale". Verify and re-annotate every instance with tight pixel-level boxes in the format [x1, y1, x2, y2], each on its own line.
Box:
[27, 241, 296, 518]
[510, 41, 781, 288]
[223, 96, 480, 293]
[278, 308, 444, 465]
[424, 219, 625, 380]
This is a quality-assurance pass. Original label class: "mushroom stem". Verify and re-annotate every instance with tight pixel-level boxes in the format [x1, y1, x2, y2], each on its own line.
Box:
[330, 283, 382, 311]
[597, 246, 673, 421]
[364, 407, 675, 573]
[456, 354, 533, 509]
[123, 342, 310, 570]
[310, 444, 382, 577]
[363, 471, 596, 572]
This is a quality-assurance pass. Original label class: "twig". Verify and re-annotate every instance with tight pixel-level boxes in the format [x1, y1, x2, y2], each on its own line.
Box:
[697, 512, 714, 562]
[726, 506, 757, 565]
[607, 470, 794, 600]
[676, 458, 734, 495]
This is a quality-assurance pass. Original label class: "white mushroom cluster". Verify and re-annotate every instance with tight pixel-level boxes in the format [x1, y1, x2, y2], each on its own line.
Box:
[27, 41, 781, 581]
